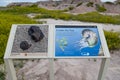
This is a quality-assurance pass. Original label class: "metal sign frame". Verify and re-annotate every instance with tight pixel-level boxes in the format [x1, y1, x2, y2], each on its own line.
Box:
[4, 24, 110, 80]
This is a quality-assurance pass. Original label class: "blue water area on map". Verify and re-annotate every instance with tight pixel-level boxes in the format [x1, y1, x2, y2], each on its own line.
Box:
[55, 26, 101, 57]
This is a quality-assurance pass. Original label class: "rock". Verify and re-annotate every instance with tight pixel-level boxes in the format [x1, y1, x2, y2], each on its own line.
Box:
[28, 26, 44, 42]
[20, 41, 31, 50]
[7, 2, 34, 7]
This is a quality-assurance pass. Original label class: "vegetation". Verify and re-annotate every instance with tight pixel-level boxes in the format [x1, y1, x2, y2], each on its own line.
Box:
[104, 31, 120, 50]
[34, 11, 120, 25]
[0, 64, 5, 80]
[0, 12, 37, 64]
[34, 12, 73, 20]
[14, 61, 24, 69]
[1, 6, 63, 15]
[105, 2, 115, 5]
[95, 4, 107, 12]
[86, 2, 94, 7]
[76, 2, 83, 7]
[1, 6, 120, 24]
[68, 6, 74, 10]
[0, 70, 5, 80]
[0, 6, 120, 64]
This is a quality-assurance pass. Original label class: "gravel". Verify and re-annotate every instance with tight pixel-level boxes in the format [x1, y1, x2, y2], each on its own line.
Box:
[11, 25, 48, 55]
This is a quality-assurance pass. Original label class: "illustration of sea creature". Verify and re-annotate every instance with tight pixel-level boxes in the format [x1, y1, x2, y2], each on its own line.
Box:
[75, 29, 98, 50]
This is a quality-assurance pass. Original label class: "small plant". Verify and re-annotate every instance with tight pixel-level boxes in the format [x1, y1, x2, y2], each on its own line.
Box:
[86, 2, 94, 7]
[30, 4, 38, 7]
[76, 2, 83, 7]
[15, 61, 24, 68]
[105, 2, 114, 5]
[0, 70, 5, 80]
[68, 6, 74, 10]
[104, 31, 120, 50]
[95, 4, 106, 12]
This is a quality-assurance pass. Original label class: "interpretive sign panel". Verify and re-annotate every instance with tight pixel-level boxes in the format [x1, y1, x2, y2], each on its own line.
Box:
[4, 24, 110, 80]
[55, 25, 103, 57]
[10, 25, 49, 57]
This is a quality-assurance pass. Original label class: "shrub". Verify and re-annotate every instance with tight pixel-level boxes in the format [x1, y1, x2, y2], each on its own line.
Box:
[104, 31, 120, 50]
[30, 4, 38, 7]
[95, 4, 107, 12]
[35, 14, 52, 19]
[0, 12, 37, 64]
[76, 12, 120, 24]
[105, 2, 114, 5]
[76, 2, 83, 7]
[0, 70, 5, 80]
[86, 2, 94, 7]
[68, 6, 74, 10]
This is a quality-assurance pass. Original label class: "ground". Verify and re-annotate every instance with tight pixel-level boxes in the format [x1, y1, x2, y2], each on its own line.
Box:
[14, 50, 120, 80]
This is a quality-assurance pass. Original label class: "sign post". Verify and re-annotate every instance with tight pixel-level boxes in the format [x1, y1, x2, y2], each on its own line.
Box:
[4, 24, 110, 80]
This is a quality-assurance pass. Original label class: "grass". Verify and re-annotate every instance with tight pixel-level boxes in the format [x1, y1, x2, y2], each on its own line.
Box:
[95, 4, 106, 12]
[1, 6, 63, 15]
[86, 2, 94, 7]
[0, 6, 120, 64]
[1, 6, 120, 24]
[104, 31, 120, 50]
[105, 2, 115, 5]
[76, 12, 120, 24]
[0, 64, 5, 80]
[0, 70, 5, 80]
[68, 6, 74, 10]
[34, 11, 120, 25]
[0, 12, 37, 64]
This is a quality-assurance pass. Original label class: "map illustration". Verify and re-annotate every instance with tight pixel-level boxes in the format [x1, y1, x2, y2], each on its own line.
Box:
[55, 26, 102, 57]
[56, 37, 68, 51]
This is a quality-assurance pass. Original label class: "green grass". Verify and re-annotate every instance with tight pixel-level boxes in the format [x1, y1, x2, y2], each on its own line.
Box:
[95, 4, 106, 12]
[0, 6, 63, 15]
[0, 70, 5, 80]
[86, 2, 94, 7]
[0, 12, 37, 64]
[76, 12, 120, 24]
[0, 6, 120, 64]
[105, 2, 114, 5]
[1, 6, 120, 24]
[34, 12, 73, 20]
[68, 6, 74, 10]
[104, 31, 120, 50]
[34, 11, 120, 25]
